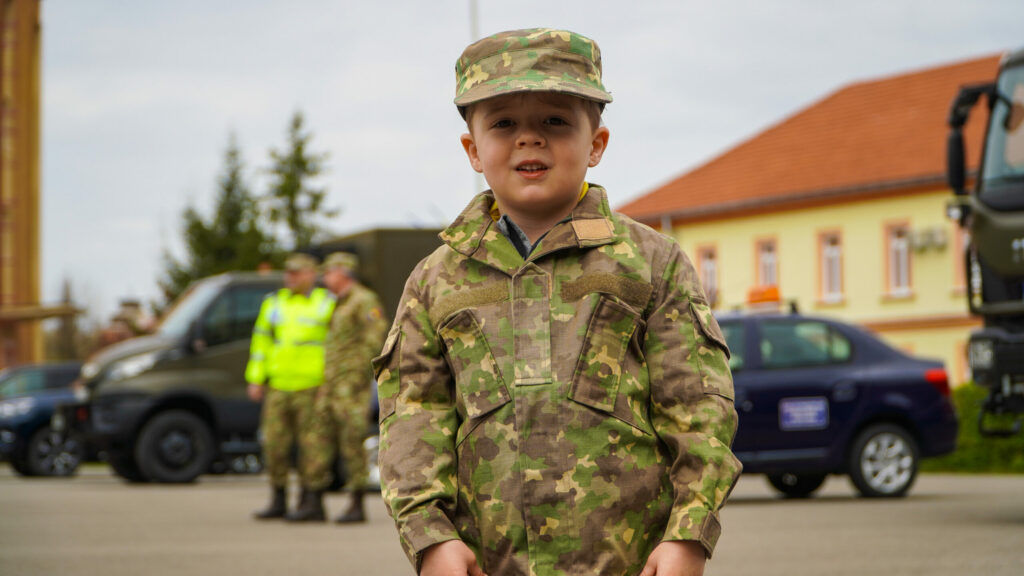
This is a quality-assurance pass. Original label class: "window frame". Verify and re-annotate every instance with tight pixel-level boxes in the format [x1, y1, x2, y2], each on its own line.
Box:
[817, 229, 844, 304]
[884, 221, 913, 298]
[754, 236, 779, 288]
[696, 243, 719, 306]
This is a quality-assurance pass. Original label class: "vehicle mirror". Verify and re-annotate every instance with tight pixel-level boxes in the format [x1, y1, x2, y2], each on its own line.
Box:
[947, 129, 966, 195]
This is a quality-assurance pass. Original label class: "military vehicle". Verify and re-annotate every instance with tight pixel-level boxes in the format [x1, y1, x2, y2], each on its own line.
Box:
[56, 228, 442, 483]
[947, 46, 1024, 436]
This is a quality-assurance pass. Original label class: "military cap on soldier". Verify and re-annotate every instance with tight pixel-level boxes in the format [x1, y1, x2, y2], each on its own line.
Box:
[454, 28, 613, 116]
[284, 252, 318, 272]
[322, 251, 359, 272]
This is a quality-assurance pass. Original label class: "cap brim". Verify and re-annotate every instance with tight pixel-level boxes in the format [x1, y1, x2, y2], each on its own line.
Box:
[454, 76, 612, 108]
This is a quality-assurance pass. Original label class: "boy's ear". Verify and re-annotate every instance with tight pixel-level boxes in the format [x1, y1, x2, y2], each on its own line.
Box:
[460, 133, 483, 173]
[589, 126, 610, 168]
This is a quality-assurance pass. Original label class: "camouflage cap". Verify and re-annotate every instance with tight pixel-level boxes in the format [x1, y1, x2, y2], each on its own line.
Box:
[284, 252, 317, 271]
[454, 28, 613, 112]
[323, 251, 359, 272]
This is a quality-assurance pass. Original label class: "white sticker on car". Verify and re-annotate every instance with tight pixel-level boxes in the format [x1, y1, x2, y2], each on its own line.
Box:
[779, 397, 829, 431]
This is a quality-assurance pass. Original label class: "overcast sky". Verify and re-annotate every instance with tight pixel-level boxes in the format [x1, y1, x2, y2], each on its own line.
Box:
[40, 0, 1024, 322]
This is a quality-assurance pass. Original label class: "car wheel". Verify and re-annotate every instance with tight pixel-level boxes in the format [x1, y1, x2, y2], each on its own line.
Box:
[766, 473, 827, 498]
[107, 451, 148, 483]
[134, 410, 215, 484]
[848, 424, 918, 498]
[9, 452, 35, 477]
[25, 425, 83, 477]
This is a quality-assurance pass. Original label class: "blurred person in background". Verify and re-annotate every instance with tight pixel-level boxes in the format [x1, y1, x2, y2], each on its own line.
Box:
[303, 251, 388, 524]
[246, 252, 335, 521]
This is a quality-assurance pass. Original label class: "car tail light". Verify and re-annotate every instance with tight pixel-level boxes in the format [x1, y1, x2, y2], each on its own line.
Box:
[925, 369, 950, 397]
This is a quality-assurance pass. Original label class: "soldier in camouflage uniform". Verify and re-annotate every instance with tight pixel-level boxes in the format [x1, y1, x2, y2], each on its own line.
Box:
[375, 29, 742, 576]
[304, 251, 389, 524]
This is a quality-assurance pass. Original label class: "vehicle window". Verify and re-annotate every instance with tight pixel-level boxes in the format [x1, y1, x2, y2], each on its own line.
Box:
[0, 369, 45, 398]
[45, 367, 80, 390]
[158, 278, 228, 338]
[202, 286, 275, 347]
[719, 322, 745, 371]
[760, 320, 851, 369]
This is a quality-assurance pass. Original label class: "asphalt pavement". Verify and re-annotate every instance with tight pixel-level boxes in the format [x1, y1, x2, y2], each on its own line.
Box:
[1, 465, 1022, 575]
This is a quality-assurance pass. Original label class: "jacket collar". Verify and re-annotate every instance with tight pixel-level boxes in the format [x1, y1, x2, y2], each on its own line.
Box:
[439, 184, 619, 275]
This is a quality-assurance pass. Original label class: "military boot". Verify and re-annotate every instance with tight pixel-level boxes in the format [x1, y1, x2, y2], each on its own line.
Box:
[334, 489, 366, 524]
[253, 487, 287, 520]
[285, 489, 326, 522]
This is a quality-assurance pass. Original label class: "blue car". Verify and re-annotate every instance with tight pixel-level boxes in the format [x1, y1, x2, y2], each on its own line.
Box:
[717, 311, 958, 498]
[0, 362, 87, 476]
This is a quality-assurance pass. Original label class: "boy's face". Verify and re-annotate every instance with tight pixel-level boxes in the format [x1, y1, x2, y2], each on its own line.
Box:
[460, 92, 609, 222]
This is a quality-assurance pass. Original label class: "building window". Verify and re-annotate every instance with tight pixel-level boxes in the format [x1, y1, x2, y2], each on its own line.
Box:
[886, 223, 912, 296]
[697, 245, 718, 305]
[819, 232, 843, 303]
[756, 238, 778, 287]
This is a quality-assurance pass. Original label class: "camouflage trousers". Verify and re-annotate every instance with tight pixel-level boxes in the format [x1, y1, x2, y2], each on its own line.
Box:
[308, 388, 371, 492]
[261, 386, 331, 490]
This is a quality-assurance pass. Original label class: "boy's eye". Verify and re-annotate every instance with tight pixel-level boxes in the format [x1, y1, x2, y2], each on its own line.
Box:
[544, 117, 568, 126]
[492, 119, 514, 129]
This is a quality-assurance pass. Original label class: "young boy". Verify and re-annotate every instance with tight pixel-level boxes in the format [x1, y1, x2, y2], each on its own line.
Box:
[375, 28, 741, 576]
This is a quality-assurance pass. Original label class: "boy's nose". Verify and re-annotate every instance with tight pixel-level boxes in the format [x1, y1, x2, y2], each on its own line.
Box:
[515, 128, 545, 148]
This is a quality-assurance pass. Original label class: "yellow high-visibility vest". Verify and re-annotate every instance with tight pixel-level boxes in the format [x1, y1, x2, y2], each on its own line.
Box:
[245, 287, 335, 391]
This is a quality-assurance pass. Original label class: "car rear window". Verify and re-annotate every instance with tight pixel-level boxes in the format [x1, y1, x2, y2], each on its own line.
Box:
[720, 322, 746, 371]
[760, 320, 851, 369]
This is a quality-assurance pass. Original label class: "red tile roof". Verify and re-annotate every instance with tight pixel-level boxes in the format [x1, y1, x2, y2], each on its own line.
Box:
[618, 54, 1002, 224]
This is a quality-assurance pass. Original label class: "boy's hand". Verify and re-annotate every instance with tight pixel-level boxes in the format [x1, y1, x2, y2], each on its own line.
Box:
[638, 541, 706, 576]
[420, 540, 488, 576]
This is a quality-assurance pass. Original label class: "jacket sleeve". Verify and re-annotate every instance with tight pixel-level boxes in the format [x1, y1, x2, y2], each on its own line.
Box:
[245, 296, 275, 386]
[643, 241, 742, 558]
[374, 271, 460, 569]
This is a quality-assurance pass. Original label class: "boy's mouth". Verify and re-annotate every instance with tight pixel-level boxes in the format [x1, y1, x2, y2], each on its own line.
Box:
[516, 161, 549, 176]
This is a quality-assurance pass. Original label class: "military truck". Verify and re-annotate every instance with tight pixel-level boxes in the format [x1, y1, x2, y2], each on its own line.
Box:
[947, 46, 1024, 436]
[57, 227, 442, 483]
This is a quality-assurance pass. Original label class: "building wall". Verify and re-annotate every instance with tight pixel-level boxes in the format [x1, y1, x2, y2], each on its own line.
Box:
[669, 188, 978, 385]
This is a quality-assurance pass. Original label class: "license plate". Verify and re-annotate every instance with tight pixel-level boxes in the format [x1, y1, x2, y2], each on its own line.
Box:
[779, 397, 829, 431]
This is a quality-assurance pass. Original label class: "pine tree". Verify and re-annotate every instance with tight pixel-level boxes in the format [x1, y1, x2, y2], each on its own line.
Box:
[158, 136, 280, 307]
[264, 111, 337, 249]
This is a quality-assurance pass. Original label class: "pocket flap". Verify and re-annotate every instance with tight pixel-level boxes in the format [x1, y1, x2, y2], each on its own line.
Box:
[438, 309, 511, 420]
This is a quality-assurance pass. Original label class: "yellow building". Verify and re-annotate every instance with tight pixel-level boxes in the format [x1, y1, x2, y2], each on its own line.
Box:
[619, 55, 1001, 385]
[0, 0, 74, 369]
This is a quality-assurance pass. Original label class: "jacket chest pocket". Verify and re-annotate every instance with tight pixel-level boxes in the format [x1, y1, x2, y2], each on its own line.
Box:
[437, 309, 511, 424]
[568, 295, 649, 432]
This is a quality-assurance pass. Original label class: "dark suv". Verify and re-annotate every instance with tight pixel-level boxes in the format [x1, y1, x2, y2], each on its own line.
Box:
[56, 273, 282, 483]
[718, 311, 958, 498]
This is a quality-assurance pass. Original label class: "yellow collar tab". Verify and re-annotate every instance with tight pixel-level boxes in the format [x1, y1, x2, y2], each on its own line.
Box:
[489, 182, 589, 221]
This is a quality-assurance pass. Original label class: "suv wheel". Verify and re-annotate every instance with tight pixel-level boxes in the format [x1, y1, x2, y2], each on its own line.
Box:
[107, 451, 147, 483]
[848, 424, 918, 498]
[135, 410, 215, 483]
[9, 451, 35, 477]
[766, 473, 827, 498]
[25, 425, 83, 477]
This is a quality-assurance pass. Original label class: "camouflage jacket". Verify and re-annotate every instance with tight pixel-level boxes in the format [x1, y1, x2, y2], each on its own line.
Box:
[324, 282, 389, 399]
[375, 186, 741, 576]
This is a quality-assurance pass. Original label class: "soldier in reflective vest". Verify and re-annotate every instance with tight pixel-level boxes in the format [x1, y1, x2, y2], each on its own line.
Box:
[246, 252, 336, 521]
